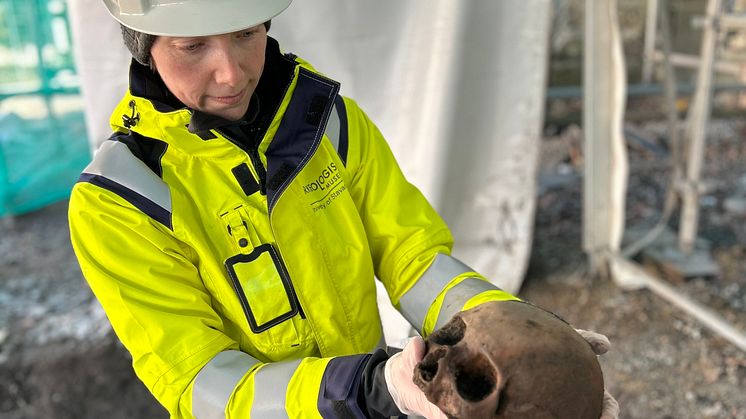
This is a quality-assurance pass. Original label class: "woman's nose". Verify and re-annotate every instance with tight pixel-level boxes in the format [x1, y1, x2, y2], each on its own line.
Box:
[213, 46, 244, 87]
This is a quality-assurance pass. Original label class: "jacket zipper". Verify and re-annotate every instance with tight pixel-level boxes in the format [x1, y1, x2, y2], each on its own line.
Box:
[216, 127, 267, 194]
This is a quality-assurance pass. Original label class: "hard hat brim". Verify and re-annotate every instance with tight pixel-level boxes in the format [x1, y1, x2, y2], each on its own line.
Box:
[103, 0, 292, 37]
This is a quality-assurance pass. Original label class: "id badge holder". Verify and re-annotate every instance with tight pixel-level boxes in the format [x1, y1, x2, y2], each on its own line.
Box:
[225, 243, 300, 333]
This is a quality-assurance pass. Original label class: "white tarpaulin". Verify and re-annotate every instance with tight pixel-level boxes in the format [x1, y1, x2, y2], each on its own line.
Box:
[68, 0, 131, 154]
[68, 0, 551, 343]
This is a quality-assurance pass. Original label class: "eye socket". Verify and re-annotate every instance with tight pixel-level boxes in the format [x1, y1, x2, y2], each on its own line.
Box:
[452, 351, 497, 402]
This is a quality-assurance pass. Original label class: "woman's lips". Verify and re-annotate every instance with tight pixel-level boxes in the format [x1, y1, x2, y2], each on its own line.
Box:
[211, 90, 245, 105]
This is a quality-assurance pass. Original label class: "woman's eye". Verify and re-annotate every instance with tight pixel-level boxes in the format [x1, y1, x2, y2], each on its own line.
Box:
[241, 30, 255, 38]
[179, 43, 202, 52]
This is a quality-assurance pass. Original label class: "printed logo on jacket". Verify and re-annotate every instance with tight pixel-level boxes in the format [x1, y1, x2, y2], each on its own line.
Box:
[303, 161, 346, 213]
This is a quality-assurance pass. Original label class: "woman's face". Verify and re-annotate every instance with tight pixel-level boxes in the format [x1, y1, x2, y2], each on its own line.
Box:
[150, 24, 267, 121]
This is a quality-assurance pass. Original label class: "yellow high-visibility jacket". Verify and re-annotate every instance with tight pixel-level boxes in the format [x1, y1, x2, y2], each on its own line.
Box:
[69, 38, 518, 418]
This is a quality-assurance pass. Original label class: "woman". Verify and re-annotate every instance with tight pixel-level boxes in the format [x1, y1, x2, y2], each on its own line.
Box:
[70, 0, 618, 417]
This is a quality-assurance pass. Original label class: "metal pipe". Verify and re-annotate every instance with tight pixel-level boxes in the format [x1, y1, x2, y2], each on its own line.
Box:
[546, 81, 746, 99]
[650, 50, 742, 75]
[679, 0, 722, 255]
[611, 256, 746, 352]
[621, 0, 682, 259]
[583, 0, 628, 275]
[642, 0, 660, 83]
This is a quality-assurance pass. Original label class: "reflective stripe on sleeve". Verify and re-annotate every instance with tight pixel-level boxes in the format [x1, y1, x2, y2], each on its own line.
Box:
[432, 277, 501, 331]
[250, 359, 303, 418]
[324, 97, 349, 165]
[325, 102, 341, 152]
[399, 253, 474, 332]
[80, 140, 172, 228]
[83, 140, 172, 213]
[192, 350, 260, 419]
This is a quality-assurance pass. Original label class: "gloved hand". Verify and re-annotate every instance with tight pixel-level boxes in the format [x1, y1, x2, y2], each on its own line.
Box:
[384, 336, 448, 419]
[575, 329, 620, 419]
[575, 328, 611, 355]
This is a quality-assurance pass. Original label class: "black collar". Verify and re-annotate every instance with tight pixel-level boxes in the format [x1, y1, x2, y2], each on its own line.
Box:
[187, 93, 260, 133]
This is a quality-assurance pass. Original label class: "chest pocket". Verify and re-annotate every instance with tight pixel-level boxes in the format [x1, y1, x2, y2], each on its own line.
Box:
[220, 206, 307, 351]
[225, 243, 302, 333]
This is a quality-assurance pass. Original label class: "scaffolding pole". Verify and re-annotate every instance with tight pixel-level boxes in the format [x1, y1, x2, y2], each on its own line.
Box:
[679, 0, 722, 254]
[583, 0, 628, 274]
[642, 0, 660, 83]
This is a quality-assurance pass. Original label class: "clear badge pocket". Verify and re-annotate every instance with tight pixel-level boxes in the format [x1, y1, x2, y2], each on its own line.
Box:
[225, 243, 303, 334]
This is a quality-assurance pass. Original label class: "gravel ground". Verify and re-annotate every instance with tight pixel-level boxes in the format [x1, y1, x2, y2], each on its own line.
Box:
[0, 201, 167, 419]
[0, 112, 744, 418]
[529, 111, 746, 419]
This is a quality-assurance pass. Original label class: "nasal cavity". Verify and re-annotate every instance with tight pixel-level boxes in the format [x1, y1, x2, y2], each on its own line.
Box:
[417, 347, 447, 382]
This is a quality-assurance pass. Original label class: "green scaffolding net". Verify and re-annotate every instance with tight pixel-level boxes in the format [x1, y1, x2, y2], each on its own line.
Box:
[0, 0, 91, 217]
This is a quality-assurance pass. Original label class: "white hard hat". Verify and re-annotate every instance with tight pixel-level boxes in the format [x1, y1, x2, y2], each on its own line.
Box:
[102, 0, 293, 37]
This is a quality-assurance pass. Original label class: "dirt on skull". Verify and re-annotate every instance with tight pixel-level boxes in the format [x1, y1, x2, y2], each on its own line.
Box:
[414, 301, 604, 419]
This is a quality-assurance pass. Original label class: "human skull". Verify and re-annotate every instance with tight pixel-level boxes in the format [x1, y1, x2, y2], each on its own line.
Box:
[413, 301, 604, 419]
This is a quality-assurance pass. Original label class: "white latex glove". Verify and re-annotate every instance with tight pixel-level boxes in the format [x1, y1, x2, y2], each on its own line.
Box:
[575, 329, 620, 419]
[384, 336, 448, 419]
[600, 389, 620, 419]
[575, 328, 611, 355]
